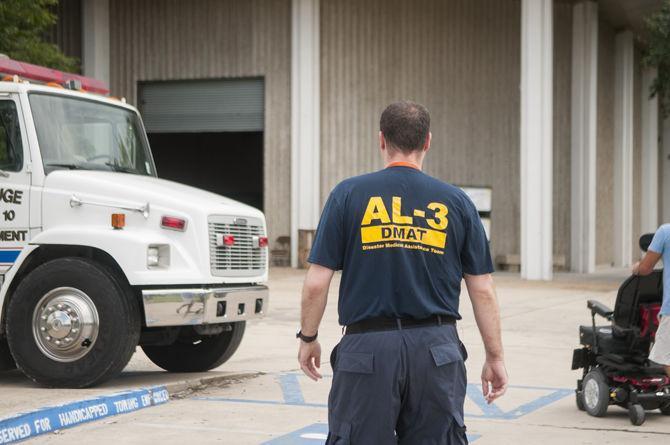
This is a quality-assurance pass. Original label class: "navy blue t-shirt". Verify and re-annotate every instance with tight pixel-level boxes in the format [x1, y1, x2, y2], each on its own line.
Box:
[308, 165, 494, 326]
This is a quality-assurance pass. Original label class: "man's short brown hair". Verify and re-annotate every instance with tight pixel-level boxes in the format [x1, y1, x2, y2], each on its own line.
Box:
[379, 101, 430, 153]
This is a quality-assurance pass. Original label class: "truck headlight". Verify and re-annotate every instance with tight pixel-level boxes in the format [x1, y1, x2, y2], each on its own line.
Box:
[147, 244, 170, 268]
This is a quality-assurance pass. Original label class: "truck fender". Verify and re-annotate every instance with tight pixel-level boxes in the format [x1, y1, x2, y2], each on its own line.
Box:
[0, 227, 204, 327]
[0, 244, 38, 329]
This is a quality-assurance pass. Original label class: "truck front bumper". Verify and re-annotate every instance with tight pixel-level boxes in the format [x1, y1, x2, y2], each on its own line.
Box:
[141, 285, 269, 327]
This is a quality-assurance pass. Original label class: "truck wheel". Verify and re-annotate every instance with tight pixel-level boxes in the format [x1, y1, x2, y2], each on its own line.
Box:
[142, 322, 245, 372]
[6, 257, 140, 387]
[0, 337, 15, 371]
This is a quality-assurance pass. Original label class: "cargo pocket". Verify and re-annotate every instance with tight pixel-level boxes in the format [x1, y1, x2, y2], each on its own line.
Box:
[326, 415, 352, 445]
[336, 352, 374, 374]
[430, 342, 464, 367]
[459, 341, 468, 362]
[429, 342, 467, 427]
[329, 343, 339, 371]
[448, 420, 468, 445]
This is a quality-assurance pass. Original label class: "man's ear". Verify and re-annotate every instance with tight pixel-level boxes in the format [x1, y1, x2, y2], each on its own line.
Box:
[423, 132, 432, 153]
[379, 131, 386, 152]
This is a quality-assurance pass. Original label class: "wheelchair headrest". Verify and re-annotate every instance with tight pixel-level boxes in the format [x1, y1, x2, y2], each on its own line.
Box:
[639, 233, 654, 252]
[613, 272, 663, 328]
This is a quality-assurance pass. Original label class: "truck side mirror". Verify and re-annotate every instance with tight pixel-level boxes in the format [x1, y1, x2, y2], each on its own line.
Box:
[639, 233, 654, 252]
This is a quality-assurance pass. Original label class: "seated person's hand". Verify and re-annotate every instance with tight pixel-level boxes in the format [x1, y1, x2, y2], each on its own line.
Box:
[631, 261, 640, 275]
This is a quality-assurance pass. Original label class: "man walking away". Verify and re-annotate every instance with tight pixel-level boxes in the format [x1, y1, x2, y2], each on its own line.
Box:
[633, 223, 670, 376]
[296, 101, 508, 444]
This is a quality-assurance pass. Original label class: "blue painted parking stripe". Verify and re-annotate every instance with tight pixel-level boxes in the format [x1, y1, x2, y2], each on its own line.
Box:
[194, 371, 573, 421]
[0, 250, 21, 264]
[495, 388, 573, 420]
[466, 384, 505, 417]
[0, 386, 169, 444]
[277, 373, 306, 404]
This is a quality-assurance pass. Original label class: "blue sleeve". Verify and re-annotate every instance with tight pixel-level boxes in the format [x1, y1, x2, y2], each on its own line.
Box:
[648, 225, 670, 254]
[460, 199, 494, 275]
[307, 192, 345, 271]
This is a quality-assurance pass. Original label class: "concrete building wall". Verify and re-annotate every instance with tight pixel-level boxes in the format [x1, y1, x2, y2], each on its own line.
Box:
[107, 0, 292, 246]
[633, 47, 643, 260]
[320, 0, 574, 261]
[553, 1, 573, 268]
[596, 18, 616, 266]
[47, 0, 657, 272]
[47, 0, 82, 63]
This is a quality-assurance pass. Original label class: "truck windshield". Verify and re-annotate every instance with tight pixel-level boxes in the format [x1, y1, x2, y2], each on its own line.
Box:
[29, 93, 156, 176]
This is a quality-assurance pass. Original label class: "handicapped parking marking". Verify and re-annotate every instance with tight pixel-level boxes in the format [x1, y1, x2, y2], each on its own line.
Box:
[465, 383, 573, 420]
[0, 386, 170, 443]
[261, 423, 327, 445]
[260, 423, 481, 444]
[195, 372, 572, 420]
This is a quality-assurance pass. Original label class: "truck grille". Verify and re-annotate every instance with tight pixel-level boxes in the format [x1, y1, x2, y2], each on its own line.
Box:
[208, 215, 267, 277]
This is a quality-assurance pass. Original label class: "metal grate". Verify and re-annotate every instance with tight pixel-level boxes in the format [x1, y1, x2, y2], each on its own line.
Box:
[208, 215, 267, 277]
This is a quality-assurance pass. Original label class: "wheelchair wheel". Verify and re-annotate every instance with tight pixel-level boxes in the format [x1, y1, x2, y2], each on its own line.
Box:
[628, 404, 645, 426]
[575, 391, 586, 411]
[582, 369, 610, 417]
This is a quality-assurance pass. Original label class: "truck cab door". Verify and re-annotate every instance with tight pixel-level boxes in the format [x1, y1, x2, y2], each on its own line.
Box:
[0, 95, 30, 274]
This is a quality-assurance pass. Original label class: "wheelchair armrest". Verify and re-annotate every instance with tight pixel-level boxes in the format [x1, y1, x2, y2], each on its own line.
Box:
[587, 300, 613, 319]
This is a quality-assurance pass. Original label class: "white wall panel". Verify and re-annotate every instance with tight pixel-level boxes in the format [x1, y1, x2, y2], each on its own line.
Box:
[108, 0, 291, 248]
[320, 0, 573, 263]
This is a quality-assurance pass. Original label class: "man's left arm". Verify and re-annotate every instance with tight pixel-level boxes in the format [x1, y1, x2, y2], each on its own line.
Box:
[298, 264, 335, 381]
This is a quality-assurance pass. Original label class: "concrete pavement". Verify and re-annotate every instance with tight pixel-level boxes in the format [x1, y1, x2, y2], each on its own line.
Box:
[1, 267, 669, 444]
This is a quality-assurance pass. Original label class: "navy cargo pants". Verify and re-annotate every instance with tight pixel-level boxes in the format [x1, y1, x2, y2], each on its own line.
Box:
[327, 323, 468, 444]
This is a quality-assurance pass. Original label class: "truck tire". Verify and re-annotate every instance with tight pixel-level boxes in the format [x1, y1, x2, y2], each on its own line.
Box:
[142, 322, 245, 372]
[6, 257, 140, 387]
[0, 337, 15, 371]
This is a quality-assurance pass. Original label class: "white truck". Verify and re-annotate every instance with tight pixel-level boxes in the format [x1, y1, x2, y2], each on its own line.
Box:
[0, 58, 269, 388]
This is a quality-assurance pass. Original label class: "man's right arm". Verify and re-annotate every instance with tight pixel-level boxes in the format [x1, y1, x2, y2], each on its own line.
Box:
[464, 273, 507, 404]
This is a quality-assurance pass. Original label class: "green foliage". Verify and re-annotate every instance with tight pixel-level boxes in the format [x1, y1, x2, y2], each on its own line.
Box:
[642, 0, 670, 116]
[0, 0, 78, 72]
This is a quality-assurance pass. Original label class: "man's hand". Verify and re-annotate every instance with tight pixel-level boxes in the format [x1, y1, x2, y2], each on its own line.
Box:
[298, 265, 334, 381]
[464, 273, 507, 403]
[298, 340, 322, 381]
[481, 359, 508, 404]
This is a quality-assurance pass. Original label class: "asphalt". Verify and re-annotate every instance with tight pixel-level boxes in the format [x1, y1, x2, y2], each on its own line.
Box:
[1, 267, 669, 444]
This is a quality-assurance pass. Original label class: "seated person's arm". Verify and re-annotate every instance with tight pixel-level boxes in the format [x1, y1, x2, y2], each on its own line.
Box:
[633, 226, 666, 275]
[633, 251, 662, 276]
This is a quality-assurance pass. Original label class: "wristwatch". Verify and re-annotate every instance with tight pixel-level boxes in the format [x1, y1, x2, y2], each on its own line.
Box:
[296, 329, 318, 343]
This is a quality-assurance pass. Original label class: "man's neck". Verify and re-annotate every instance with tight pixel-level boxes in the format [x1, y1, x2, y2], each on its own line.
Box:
[385, 156, 423, 170]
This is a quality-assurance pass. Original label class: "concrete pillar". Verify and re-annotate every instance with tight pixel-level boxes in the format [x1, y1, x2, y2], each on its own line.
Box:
[81, 0, 110, 86]
[570, 1, 598, 273]
[640, 67, 659, 233]
[290, 0, 320, 268]
[663, 117, 670, 223]
[520, 0, 553, 280]
[613, 31, 634, 267]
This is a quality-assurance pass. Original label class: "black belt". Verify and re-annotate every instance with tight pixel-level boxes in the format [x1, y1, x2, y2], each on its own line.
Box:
[345, 315, 456, 335]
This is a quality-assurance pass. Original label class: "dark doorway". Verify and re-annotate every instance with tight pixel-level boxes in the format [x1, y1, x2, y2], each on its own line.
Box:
[148, 132, 263, 211]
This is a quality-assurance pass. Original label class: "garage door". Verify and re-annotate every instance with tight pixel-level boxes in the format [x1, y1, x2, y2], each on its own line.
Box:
[139, 78, 264, 133]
